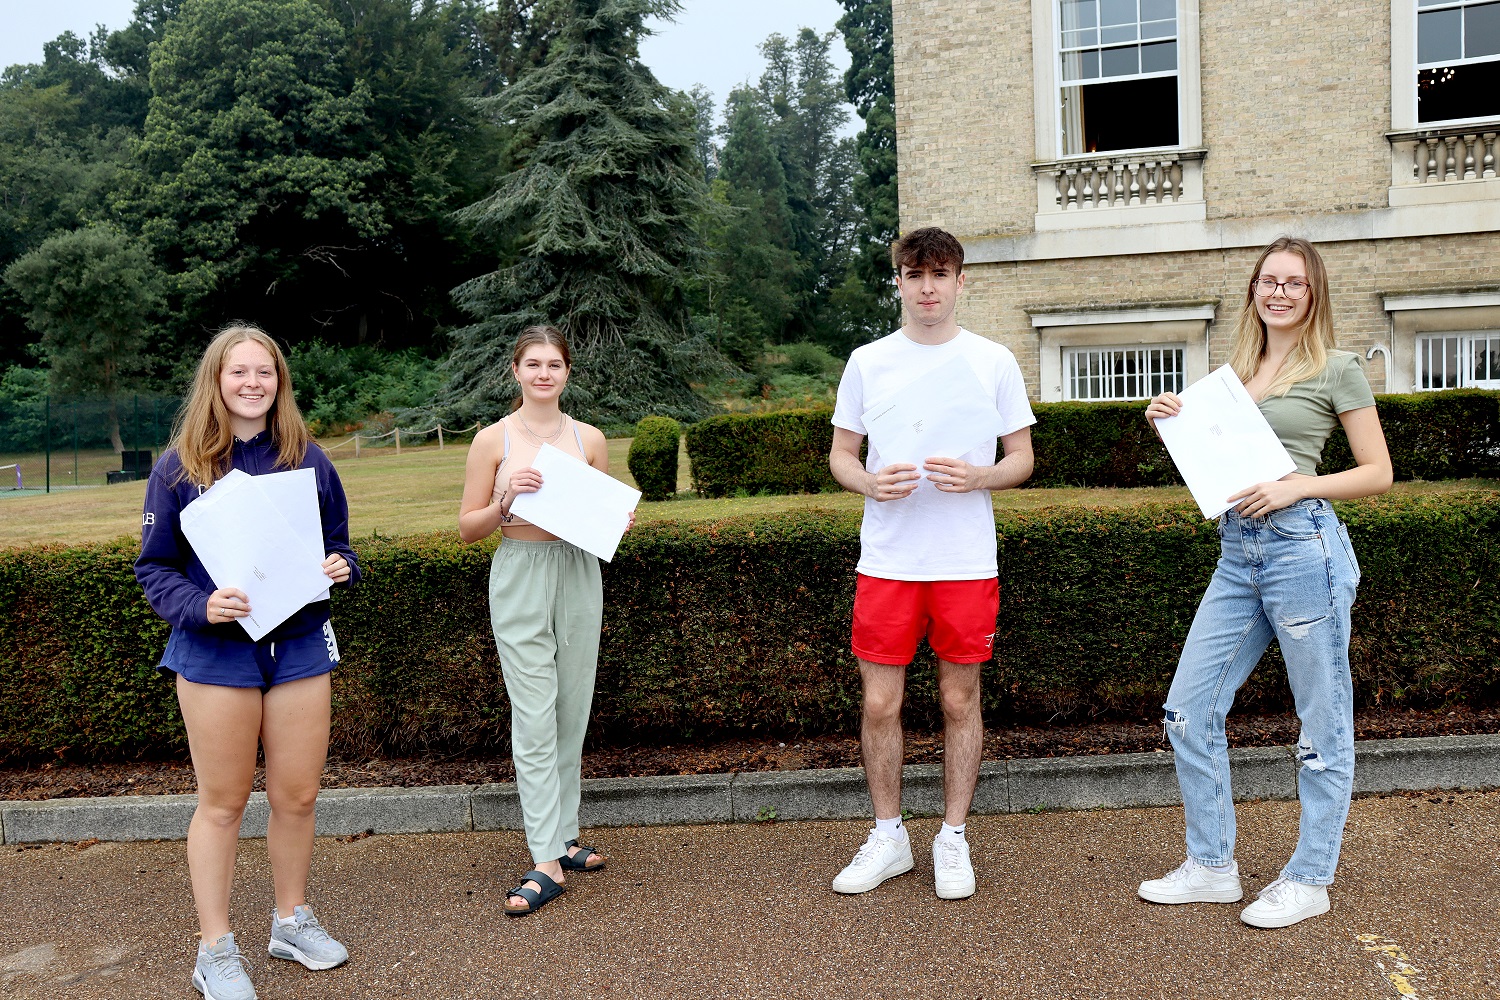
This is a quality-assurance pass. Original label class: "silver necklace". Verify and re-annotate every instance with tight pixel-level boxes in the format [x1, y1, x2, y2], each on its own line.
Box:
[516, 412, 565, 444]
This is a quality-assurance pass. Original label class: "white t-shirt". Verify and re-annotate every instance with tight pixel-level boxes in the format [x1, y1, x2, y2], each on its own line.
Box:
[831, 328, 1035, 581]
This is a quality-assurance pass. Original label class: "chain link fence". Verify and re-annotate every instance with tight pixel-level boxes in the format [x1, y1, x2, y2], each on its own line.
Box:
[0, 393, 182, 495]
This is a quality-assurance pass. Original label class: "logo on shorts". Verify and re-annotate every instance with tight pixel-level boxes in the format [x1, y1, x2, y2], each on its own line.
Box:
[983, 631, 996, 650]
[142, 512, 155, 526]
[912, 419, 924, 434]
[323, 622, 340, 662]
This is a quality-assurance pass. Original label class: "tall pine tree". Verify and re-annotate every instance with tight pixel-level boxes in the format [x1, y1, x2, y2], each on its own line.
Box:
[837, 0, 900, 344]
[439, 0, 720, 424]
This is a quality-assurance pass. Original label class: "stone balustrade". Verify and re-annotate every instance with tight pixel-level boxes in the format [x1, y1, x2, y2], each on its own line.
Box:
[1389, 126, 1499, 184]
[1033, 148, 1206, 211]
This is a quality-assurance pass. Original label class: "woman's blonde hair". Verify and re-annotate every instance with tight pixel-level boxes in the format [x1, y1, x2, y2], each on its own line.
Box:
[1227, 236, 1336, 398]
[169, 324, 311, 486]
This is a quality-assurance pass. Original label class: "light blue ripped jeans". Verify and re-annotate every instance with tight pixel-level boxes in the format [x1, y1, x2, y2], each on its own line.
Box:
[1163, 498, 1361, 886]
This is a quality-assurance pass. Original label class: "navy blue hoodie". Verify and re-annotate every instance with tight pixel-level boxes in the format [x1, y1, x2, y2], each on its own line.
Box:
[134, 431, 360, 643]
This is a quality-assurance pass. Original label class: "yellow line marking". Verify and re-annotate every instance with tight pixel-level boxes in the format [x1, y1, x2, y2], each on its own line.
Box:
[1355, 933, 1427, 999]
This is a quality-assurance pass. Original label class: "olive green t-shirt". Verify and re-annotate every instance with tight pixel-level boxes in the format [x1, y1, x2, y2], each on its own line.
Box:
[1257, 351, 1377, 475]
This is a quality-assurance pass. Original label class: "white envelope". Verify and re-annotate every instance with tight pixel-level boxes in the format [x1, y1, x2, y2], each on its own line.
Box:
[1155, 365, 1298, 519]
[861, 355, 1006, 469]
[180, 471, 333, 641]
[507, 443, 641, 562]
[248, 468, 330, 601]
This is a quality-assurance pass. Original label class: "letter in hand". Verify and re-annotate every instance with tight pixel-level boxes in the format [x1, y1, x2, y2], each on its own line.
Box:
[510, 466, 543, 495]
[322, 553, 351, 583]
[873, 463, 920, 502]
[207, 587, 251, 622]
[1144, 391, 1183, 424]
[924, 456, 974, 493]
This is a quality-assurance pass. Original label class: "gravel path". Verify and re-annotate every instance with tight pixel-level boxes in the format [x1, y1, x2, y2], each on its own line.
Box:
[2, 791, 1495, 998]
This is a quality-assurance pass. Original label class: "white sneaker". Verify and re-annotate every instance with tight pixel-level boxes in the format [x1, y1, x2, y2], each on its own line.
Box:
[1239, 877, 1330, 928]
[832, 829, 914, 894]
[931, 835, 976, 899]
[1137, 858, 1243, 904]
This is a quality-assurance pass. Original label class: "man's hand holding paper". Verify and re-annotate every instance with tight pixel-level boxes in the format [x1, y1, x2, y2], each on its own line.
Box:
[861, 356, 1006, 492]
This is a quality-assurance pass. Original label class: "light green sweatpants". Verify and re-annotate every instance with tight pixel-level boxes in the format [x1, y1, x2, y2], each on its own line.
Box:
[489, 538, 603, 864]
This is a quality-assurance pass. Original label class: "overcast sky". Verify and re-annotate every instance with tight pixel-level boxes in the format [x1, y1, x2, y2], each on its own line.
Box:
[0, 1, 857, 131]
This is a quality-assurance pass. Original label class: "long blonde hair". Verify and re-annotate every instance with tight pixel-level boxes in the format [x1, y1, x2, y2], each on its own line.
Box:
[169, 325, 311, 486]
[1228, 236, 1336, 398]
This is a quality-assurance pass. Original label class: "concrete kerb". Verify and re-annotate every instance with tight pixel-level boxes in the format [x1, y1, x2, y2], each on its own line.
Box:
[2, 734, 1497, 845]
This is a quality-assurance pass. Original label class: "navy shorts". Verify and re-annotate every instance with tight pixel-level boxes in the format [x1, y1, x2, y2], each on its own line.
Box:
[159, 621, 340, 691]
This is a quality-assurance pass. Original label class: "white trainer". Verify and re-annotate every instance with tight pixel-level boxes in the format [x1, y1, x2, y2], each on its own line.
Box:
[1239, 877, 1330, 928]
[1137, 858, 1243, 904]
[832, 829, 914, 894]
[931, 835, 976, 899]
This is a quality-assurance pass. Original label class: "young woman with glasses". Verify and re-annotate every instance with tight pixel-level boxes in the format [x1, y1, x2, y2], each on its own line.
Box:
[1138, 236, 1393, 928]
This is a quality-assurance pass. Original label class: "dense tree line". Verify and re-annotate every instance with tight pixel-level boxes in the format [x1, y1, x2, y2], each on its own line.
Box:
[0, 0, 896, 429]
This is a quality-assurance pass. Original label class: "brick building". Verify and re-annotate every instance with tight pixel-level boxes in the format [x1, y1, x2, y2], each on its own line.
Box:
[892, 0, 1500, 399]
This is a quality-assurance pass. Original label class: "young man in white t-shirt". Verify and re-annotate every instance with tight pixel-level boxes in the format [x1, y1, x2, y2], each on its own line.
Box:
[828, 227, 1036, 899]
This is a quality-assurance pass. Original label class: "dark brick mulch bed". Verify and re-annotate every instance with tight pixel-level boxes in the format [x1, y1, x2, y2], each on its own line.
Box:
[2, 707, 1495, 801]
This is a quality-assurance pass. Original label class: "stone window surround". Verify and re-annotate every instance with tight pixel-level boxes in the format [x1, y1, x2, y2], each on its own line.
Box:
[1380, 289, 1500, 392]
[1030, 0, 1205, 231]
[1029, 301, 1216, 402]
[1394, 0, 1500, 130]
[1387, 1, 1500, 209]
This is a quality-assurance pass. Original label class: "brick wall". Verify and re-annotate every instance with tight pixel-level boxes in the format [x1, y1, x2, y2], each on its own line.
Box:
[893, 0, 1398, 237]
[1198, 0, 1391, 220]
[892, 0, 1035, 238]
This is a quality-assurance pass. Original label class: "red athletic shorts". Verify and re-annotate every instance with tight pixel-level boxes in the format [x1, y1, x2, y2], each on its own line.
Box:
[851, 574, 1000, 666]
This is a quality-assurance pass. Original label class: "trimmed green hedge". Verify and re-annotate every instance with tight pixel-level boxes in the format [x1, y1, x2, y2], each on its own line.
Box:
[626, 416, 682, 501]
[3, 490, 1497, 760]
[685, 408, 838, 497]
[1319, 390, 1500, 479]
[678, 391, 1500, 496]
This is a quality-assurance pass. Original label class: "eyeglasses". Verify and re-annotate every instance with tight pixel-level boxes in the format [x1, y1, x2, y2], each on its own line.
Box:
[1251, 277, 1309, 299]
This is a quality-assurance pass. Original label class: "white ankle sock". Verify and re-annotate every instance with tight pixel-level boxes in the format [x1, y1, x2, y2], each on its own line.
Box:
[274, 909, 299, 926]
[874, 815, 906, 840]
[937, 822, 966, 842]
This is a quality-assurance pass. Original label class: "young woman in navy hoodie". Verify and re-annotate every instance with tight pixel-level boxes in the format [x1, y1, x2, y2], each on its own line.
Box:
[136, 325, 359, 1000]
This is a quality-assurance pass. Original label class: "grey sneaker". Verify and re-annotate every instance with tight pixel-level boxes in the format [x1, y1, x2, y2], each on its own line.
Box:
[193, 933, 257, 1000]
[267, 905, 349, 970]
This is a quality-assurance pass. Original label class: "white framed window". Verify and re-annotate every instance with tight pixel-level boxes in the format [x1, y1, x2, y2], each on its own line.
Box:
[1064, 345, 1184, 400]
[1416, 332, 1500, 388]
[1380, 291, 1500, 391]
[1416, 0, 1500, 125]
[1029, 303, 1213, 402]
[1030, 0, 1203, 229]
[1057, 0, 1180, 156]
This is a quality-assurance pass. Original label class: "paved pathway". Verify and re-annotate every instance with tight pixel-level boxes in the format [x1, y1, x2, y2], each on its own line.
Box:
[2, 792, 1496, 999]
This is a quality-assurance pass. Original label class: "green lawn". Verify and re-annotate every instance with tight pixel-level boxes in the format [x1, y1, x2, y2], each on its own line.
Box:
[1, 437, 1494, 549]
[0, 436, 688, 547]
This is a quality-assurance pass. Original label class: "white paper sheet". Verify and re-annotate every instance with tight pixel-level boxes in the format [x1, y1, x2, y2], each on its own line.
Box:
[180, 470, 333, 640]
[861, 355, 1006, 469]
[507, 443, 641, 562]
[1154, 365, 1298, 519]
[248, 468, 330, 601]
